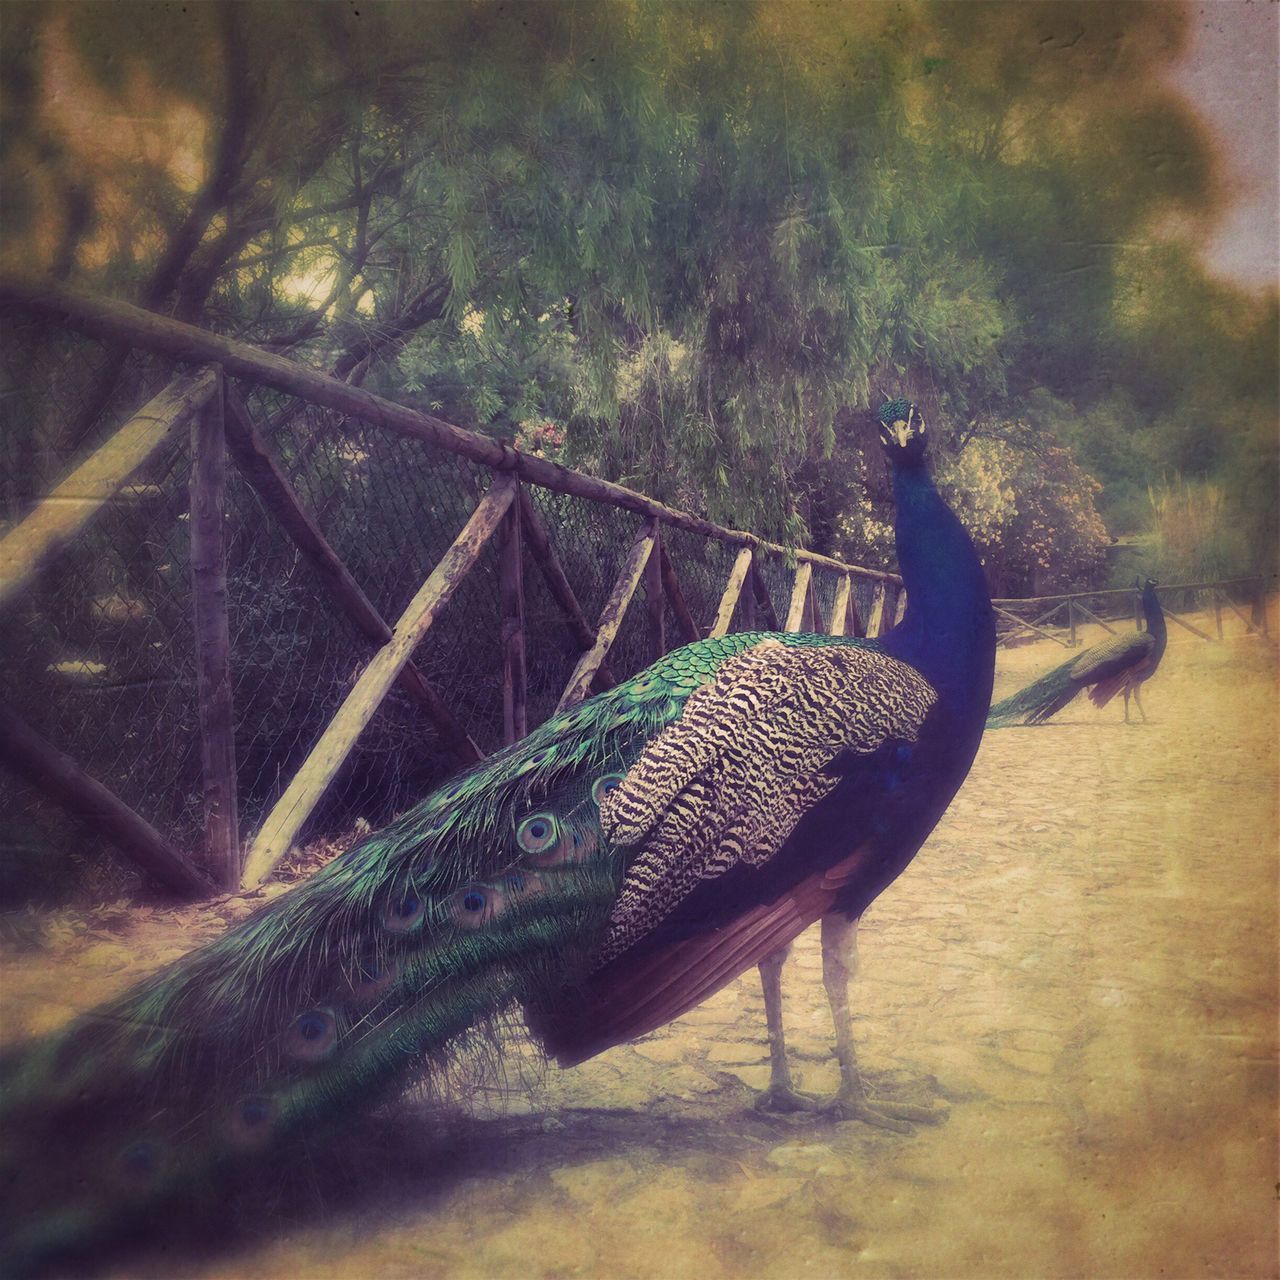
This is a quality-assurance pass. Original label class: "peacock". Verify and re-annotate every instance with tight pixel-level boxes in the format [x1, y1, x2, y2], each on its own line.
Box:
[986, 577, 1166, 728]
[0, 398, 995, 1275]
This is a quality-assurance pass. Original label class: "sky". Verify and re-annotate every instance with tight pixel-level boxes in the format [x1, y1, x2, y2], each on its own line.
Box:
[1170, 0, 1280, 290]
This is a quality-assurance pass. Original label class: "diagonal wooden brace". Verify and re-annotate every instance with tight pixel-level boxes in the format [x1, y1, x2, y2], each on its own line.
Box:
[556, 519, 658, 711]
[241, 474, 517, 887]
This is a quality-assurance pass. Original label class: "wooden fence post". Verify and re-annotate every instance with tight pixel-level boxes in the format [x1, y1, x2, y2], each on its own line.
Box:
[658, 541, 700, 644]
[221, 386, 482, 765]
[829, 576, 852, 638]
[804, 573, 823, 633]
[518, 487, 616, 690]
[710, 548, 754, 638]
[866, 581, 887, 637]
[846, 580, 866, 637]
[189, 368, 240, 889]
[750, 559, 781, 631]
[785, 563, 812, 632]
[557, 519, 658, 710]
[1212, 588, 1224, 641]
[893, 588, 908, 627]
[645, 526, 667, 660]
[499, 495, 528, 745]
[1067, 598, 1078, 648]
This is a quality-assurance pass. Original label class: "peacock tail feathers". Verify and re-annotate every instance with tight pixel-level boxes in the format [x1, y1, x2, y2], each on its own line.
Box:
[1, 629, 878, 1273]
[984, 655, 1082, 728]
[985, 632, 1155, 728]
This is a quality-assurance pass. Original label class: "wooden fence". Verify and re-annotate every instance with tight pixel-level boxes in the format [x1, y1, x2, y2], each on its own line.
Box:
[991, 580, 1269, 649]
[0, 280, 903, 897]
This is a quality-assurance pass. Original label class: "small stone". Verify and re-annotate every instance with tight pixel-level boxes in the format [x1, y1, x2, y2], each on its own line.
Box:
[706, 1042, 768, 1066]
[631, 1038, 685, 1064]
[718, 1065, 771, 1091]
[997, 1046, 1055, 1075]
[549, 1157, 638, 1200]
[79, 943, 132, 973]
[766, 1141, 847, 1175]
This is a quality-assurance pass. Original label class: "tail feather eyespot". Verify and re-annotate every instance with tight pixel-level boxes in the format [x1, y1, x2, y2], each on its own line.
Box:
[285, 1008, 338, 1062]
[116, 1139, 164, 1189]
[591, 774, 625, 807]
[500, 870, 546, 901]
[449, 883, 507, 929]
[514, 745, 558, 777]
[345, 951, 400, 1003]
[516, 812, 560, 854]
[226, 1095, 277, 1149]
[516, 811, 581, 866]
[382, 890, 425, 933]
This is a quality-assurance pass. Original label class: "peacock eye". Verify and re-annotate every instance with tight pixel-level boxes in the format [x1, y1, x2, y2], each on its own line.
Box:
[299, 1013, 328, 1040]
[119, 1141, 160, 1180]
[284, 1008, 338, 1061]
[517, 812, 560, 854]
[592, 774, 625, 806]
[382, 890, 425, 932]
[240, 1097, 270, 1128]
[227, 1094, 278, 1149]
[450, 882, 508, 928]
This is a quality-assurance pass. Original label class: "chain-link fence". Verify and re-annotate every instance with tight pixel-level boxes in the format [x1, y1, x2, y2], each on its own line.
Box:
[0, 298, 902, 903]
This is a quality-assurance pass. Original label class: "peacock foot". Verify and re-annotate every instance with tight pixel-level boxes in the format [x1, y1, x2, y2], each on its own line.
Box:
[753, 1082, 825, 1114]
[821, 1083, 948, 1133]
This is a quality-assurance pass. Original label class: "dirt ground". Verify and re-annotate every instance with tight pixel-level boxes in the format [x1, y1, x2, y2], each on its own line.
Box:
[2, 614, 1276, 1279]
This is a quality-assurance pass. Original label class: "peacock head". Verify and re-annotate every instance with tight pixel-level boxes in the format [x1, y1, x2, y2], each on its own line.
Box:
[875, 398, 928, 465]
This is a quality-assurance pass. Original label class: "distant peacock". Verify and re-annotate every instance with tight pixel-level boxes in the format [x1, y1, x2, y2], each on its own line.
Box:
[986, 577, 1167, 728]
[0, 398, 995, 1275]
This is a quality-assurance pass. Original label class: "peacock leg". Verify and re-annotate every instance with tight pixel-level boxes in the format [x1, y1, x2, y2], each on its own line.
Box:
[753, 944, 823, 1113]
[1133, 684, 1148, 722]
[1122, 688, 1132, 723]
[819, 913, 942, 1131]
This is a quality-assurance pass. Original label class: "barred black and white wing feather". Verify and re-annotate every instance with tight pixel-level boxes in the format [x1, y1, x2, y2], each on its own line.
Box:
[598, 640, 936, 961]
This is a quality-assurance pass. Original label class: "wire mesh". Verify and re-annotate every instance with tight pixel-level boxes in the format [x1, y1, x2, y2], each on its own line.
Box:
[0, 315, 896, 902]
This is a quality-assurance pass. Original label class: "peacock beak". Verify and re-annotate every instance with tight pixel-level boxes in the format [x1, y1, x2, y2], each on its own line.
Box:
[892, 420, 912, 448]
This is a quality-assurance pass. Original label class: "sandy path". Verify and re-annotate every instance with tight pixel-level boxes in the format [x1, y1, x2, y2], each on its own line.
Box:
[2, 621, 1276, 1278]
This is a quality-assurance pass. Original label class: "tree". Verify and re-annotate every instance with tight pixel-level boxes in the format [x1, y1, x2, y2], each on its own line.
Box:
[1, 0, 1273, 575]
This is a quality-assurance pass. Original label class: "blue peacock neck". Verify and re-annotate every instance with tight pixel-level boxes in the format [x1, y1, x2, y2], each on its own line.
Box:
[880, 459, 995, 723]
[1142, 584, 1168, 659]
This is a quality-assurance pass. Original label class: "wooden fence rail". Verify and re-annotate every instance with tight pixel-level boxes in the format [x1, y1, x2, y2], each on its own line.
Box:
[14, 280, 1264, 899]
[0, 277, 899, 583]
[0, 281, 906, 896]
[992, 579, 1269, 648]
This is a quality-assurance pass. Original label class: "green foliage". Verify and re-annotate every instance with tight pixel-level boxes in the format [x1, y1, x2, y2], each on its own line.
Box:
[1144, 477, 1251, 583]
[1, 0, 1273, 574]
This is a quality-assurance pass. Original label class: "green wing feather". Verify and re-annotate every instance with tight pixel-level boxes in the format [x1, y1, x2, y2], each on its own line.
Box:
[1068, 630, 1154, 682]
[0, 630, 872, 1272]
